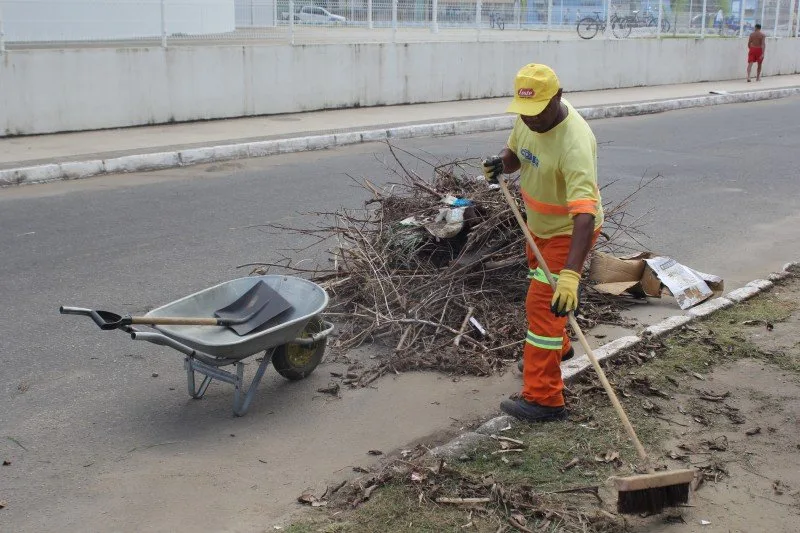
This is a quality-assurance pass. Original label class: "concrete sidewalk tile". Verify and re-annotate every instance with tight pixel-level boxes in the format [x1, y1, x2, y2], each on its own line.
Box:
[0, 164, 61, 186]
[212, 144, 250, 161]
[61, 160, 104, 180]
[179, 147, 216, 166]
[769, 270, 791, 282]
[475, 415, 515, 435]
[746, 279, 773, 291]
[643, 315, 693, 338]
[276, 137, 309, 154]
[429, 431, 491, 459]
[305, 134, 336, 151]
[782, 261, 800, 273]
[360, 129, 388, 142]
[105, 152, 179, 173]
[430, 122, 457, 136]
[246, 140, 280, 158]
[387, 125, 424, 139]
[686, 297, 734, 318]
[561, 335, 641, 381]
[726, 285, 762, 302]
[333, 132, 362, 146]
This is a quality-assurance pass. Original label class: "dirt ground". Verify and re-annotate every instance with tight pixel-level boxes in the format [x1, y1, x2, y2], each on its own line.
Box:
[633, 281, 800, 532]
[282, 274, 800, 532]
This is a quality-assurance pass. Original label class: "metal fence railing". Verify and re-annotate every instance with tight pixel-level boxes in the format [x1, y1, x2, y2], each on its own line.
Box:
[0, 0, 797, 48]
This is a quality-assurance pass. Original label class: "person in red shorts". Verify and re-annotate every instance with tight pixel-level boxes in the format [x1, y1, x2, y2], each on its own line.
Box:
[747, 24, 766, 82]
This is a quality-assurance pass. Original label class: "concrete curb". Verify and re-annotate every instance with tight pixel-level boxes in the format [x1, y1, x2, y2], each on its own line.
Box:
[427, 261, 798, 460]
[2, 86, 799, 188]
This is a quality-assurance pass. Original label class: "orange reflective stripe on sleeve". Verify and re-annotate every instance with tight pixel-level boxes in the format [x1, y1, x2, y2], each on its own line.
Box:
[521, 189, 570, 216]
[567, 198, 598, 215]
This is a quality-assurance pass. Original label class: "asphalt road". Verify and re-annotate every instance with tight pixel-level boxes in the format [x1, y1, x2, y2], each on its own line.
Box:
[1, 97, 799, 532]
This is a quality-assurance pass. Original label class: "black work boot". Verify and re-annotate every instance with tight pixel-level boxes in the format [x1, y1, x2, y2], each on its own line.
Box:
[517, 347, 575, 372]
[500, 397, 567, 422]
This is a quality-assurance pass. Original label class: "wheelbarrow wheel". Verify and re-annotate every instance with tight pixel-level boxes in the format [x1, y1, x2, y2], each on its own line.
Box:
[272, 319, 327, 381]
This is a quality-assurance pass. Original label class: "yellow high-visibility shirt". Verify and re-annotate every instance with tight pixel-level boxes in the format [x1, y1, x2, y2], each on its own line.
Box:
[506, 99, 604, 239]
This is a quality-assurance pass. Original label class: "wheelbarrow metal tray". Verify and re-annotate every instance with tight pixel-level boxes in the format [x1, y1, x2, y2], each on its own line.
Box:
[147, 275, 329, 359]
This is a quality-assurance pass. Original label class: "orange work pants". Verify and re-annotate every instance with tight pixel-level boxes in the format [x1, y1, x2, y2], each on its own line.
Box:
[521, 229, 600, 407]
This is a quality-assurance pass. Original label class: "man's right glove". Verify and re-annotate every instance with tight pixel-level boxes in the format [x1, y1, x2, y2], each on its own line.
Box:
[482, 156, 504, 184]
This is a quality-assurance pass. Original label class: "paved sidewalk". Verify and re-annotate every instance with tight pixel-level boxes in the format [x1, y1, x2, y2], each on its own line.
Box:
[3, 74, 799, 170]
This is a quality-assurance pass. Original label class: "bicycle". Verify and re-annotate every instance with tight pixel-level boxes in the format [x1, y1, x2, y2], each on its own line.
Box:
[646, 16, 670, 32]
[624, 10, 670, 33]
[489, 11, 505, 30]
[576, 11, 629, 39]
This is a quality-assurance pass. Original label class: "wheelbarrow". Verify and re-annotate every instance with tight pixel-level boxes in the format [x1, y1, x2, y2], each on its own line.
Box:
[61, 275, 334, 416]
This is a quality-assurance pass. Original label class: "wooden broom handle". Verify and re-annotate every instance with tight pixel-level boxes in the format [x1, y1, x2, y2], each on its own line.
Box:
[498, 176, 650, 464]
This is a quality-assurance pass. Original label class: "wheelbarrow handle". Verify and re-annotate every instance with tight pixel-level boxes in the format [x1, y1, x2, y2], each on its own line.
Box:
[59, 306, 116, 330]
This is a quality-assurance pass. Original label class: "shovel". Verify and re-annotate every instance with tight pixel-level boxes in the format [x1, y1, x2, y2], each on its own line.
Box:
[61, 280, 292, 336]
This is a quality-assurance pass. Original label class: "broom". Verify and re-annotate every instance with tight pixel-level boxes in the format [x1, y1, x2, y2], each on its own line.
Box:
[497, 175, 696, 514]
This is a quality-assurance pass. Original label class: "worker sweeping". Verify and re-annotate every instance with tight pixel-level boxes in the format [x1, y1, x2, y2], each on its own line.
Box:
[482, 63, 603, 423]
[483, 64, 696, 513]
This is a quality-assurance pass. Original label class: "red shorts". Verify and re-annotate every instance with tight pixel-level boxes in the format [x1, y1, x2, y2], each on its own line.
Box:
[748, 47, 764, 64]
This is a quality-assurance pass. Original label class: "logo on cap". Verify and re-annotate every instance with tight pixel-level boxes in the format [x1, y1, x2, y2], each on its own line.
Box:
[518, 88, 535, 98]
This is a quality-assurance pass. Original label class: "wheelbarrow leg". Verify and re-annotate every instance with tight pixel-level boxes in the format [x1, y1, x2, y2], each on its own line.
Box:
[232, 348, 275, 417]
[184, 357, 213, 399]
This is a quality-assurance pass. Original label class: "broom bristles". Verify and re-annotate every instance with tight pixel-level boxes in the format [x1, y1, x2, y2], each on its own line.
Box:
[613, 469, 696, 514]
[617, 482, 690, 514]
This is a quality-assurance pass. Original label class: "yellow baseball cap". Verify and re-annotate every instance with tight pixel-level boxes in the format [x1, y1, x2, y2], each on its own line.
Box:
[506, 64, 560, 117]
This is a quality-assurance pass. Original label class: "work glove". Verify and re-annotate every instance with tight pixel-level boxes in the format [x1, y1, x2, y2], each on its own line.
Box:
[550, 269, 581, 317]
[481, 156, 504, 184]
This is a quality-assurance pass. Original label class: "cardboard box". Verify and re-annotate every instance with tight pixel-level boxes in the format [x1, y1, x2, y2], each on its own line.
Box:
[589, 252, 724, 310]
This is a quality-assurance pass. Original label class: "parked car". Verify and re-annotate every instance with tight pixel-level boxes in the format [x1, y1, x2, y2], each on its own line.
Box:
[280, 5, 346, 24]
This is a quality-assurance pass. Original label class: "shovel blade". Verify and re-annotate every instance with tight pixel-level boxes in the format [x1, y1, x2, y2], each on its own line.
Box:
[214, 280, 293, 336]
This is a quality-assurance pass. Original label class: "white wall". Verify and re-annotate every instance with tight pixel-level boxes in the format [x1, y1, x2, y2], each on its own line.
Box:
[1, 38, 799, 135]
[2, 0, 235, 41]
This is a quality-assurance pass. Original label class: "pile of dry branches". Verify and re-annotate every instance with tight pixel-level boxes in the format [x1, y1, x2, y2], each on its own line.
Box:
[248, 144, 654, 381]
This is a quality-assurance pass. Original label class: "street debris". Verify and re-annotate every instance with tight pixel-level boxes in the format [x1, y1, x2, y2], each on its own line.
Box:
[745, 427, 762, 436]
[297, 491, 328, 507]
[367, 450, 383, 456]
[2, 460, 10, 466]
[247, 145, 654, 382]
[0, 500, 6, 510]
[704, 435, 729, 452]
[697, 390, 730, 402]
[742, 319, 775, 331]
[561, 457, 581, 471]
[594, 450, 621, 465]
[589, 252, 724, 309]
[316, 382, 341, 396]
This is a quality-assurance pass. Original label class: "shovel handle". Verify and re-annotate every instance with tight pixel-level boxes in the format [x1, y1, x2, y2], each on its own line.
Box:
[497, 176, 650, 465]
[129, 316, 227, 326]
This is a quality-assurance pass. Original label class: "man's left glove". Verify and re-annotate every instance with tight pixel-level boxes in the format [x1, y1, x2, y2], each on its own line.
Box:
[482, 156, 504, 184]
[550, 269, 581, 317]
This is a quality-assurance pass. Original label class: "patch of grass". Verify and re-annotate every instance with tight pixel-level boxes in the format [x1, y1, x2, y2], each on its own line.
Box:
[285, 484, 497, 532]
[638, 291, 797, 385]
[460, 403, 663, 491]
